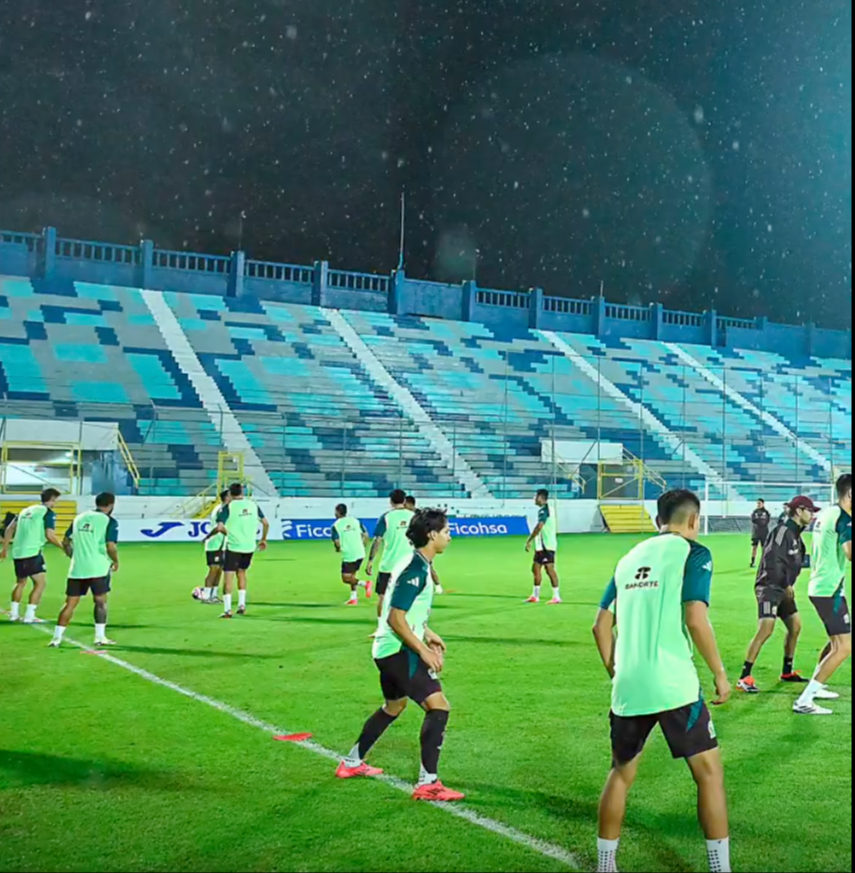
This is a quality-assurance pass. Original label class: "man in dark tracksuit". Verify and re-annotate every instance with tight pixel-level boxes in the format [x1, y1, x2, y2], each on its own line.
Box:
[750, 499, 772, 568]
[737, 496, 820, 693]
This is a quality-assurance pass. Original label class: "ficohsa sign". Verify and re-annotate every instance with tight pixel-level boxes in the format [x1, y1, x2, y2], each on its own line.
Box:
[126, 517, 529, 543]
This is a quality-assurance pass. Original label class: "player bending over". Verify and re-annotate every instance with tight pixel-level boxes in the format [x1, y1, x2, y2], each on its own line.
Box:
[210, 483, 268, 618]
[332, 504, 372, 605]
[366, 490, 413, 618]
[525, 489, 561, 604]
[406, 495, 443, 594]
[1, 488, 64, 624]
[793, 473, 852, 715]
[592, 489, 731, 873]
[749, 498, 771, 568]
[737, 495, 818, 693]
[196, 489, 232, 603]
[336, 508, 464, 802]
[49, 492, 119, 648]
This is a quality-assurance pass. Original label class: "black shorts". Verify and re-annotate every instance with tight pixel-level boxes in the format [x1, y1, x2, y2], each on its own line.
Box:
[66, 575, 111, 598]
[610, 699, 718, 765]
[751, 532, 768, 547]
[376, 649, 442, 705]
[376, 572, 392, 596]
[756, 586, 799, 620]
[13, 555, 46, 580]
[534, 550, 556, 566]
[224, 551, 253, 572]
[206, 551, 224, 568]
[810, 594, 851, 637]
[341, 560, 363, 576]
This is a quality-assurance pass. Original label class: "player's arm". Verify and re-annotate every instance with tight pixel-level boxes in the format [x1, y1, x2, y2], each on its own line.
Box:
[0, 516, 17, 559]
[62, 525, 74, 558]
[106, 518, 119, 573]
[361, 523, 370, 548]
[526, 522, 544, 553]
[683, 546, 729, 704]
[388, 608, 443, 673]
[331, 527, 341, 553]
[367, 517, 386, 574]
[430, 564, 441, 588]
[424, 626, 446, 653]
[592, 578, 617, 678]
[257, 509, 269, 551]
[44, 510, 63, 550]
[842, 519, 852, 562]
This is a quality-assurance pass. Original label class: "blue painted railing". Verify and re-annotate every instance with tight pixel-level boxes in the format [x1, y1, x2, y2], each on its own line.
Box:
[0, 226, 849, 359]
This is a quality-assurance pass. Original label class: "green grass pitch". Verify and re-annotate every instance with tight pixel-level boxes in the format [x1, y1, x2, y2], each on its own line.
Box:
[0, 534, 850, 873]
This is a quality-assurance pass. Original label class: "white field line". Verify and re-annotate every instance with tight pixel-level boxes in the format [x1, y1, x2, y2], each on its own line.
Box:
[27, 624, 583, 871]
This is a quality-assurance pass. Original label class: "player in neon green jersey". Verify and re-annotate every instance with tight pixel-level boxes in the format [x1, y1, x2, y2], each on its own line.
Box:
[332, 504, 372, 605]
[794, 473, 853, 715]
[194, 489, 232, 604]
[49, 492, 119, 648]
[525, 489, 561, 604]
[592, 489, 731, 873]
[367, 489, 414, 617]
[1, 488, 64, 624]
[336, 508, 464, 803]
[209, 483, 269, 619]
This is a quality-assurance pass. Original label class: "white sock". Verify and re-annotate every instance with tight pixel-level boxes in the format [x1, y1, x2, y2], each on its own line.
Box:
[10, 602, 20, 620]
[238, 590, 247, 609]
[357, 580, 367, 588]
[203, 587, 213, 600]
[223, 594, 232, 614]
[94, 623, 107, 642]
[532, 585, 541, 599]
[418, 765, 437, 787]
[348, 592, 358, 603]
[552, 587, 561, 600]
[344, 745, 362, 768]
[25, 604, 37, 621]
[52, 625, 66, 643]
[797, 679, 823, 707]
[597, 838, 620, 873]
[706, 837, 731, 873]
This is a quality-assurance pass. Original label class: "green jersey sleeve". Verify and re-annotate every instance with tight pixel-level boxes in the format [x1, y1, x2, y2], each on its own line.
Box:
[683, 542, 713, 605]
[374, 515, 387, 538]
[839, 513, 852, 546]
[219, 506, 231, 523]
[106, 518, 119, 544]
[44, 509, 56, 533]
[600, 577, 617, 611]
[331, 525, 341, 544]
[258, 507, 265, 520]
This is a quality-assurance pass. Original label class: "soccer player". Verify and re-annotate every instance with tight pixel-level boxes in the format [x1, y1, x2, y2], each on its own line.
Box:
[1, 488, 64, 623]
[737, 496, 818, 693]
[332, 504, 372, 605]
[366, 489, 414, 616]
[405, 495, 444, 595]
[750, 498, 771, 568]
[592, 489, 731, 873]
[336, 508, 464, 802]
[49, 492, 119, 648]
[794, 473, 852, 715]
[212, 483, 269, 618]
[197, 489, 232, 603]
[525, 489, 560, 604]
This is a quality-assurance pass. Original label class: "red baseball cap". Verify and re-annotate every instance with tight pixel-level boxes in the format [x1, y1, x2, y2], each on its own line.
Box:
[787, 496, 821, 512]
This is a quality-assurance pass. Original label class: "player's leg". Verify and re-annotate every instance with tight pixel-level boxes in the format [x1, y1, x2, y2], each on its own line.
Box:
[342, 569, 359, 605]
[236, 565, 249, 615]
[9, 566, 29, 621]
[93, 593, 115, 645]
[660, 700, 730, 872]
[738, 613, 776, 692]
[750, 538, 759, 568]
[221, 556, 236, 617]
[375, 573, 391, 618]
[780, 606, 807, 681]
[22, 570, 48, 624]
[49, 590, 81, 647]
[545, 560, 561, 604]
[527, 561, 543, 602]
[412, 690, 463, 801]
[686, 749, 731, 873]
[796, 597, 851, 712]
[337, 655, 410, 778]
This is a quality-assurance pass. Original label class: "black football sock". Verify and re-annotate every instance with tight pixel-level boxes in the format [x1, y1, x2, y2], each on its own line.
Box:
[419, 709, 449, 782]
[783, 656, 794, 675]
[741, 661, 754, 680]
[351, 708, 398, 762]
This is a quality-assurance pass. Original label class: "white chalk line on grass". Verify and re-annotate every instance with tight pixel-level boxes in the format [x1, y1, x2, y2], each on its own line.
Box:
[27, 624, 583, 871]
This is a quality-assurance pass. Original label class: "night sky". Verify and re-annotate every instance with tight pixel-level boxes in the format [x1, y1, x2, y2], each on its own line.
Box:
[0, 0, 851, 329]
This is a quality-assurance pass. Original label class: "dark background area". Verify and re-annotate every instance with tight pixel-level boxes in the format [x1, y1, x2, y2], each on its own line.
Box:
[0, 0, 850, 327]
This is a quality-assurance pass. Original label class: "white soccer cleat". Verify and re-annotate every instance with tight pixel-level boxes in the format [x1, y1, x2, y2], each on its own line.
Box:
[48, 639, 61, 648]
[793, 701, 834, 716]
[814, 685, 840, 700]
[22, 617, 46, 625]
[94, 638, 117, 647]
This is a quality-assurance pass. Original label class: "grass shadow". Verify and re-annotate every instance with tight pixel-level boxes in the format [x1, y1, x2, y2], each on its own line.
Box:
[116, 645, 283, 660]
